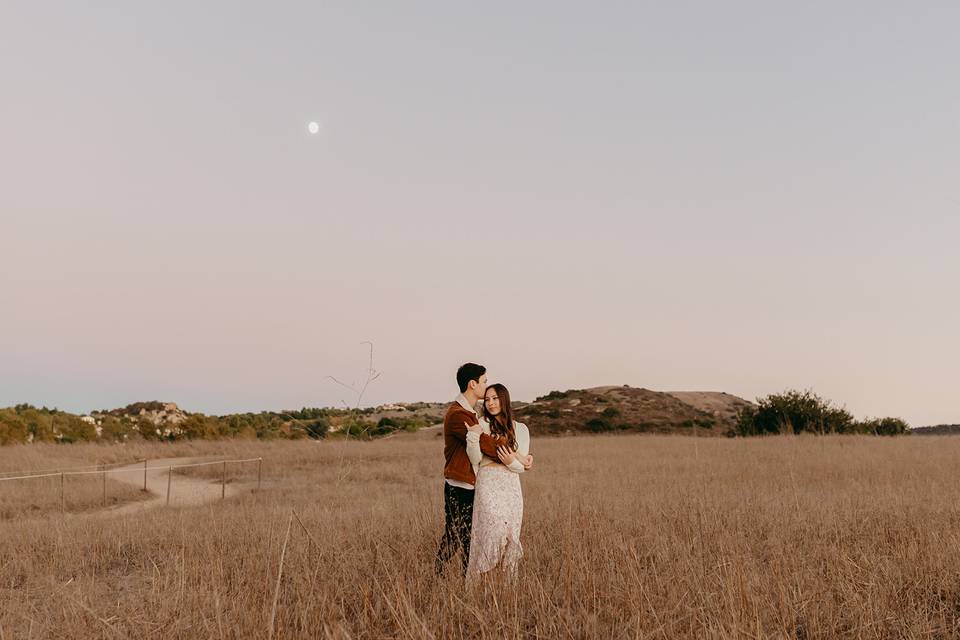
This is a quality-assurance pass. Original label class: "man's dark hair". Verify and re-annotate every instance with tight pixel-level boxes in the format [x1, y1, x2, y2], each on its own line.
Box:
[456, 363, 486, 393]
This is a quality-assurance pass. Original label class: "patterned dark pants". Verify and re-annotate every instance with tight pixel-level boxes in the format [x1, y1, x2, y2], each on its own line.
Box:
[435, 482, 474, 576]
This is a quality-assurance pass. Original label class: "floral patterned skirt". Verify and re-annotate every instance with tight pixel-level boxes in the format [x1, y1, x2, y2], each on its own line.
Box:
[467, 464, 523, 579]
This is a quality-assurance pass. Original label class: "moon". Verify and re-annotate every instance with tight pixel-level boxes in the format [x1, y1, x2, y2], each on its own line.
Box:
[307, 121, 320, 135]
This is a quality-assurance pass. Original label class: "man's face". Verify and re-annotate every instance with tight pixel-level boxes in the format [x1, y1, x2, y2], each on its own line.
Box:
[472, 374, 488, 398]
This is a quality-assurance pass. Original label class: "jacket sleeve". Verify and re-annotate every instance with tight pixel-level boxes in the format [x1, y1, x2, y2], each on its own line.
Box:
[478, 432, 508, 460]
[444, 408, 476, 444]
[468, 430, 509, 463]
[446, 408, 508, 463]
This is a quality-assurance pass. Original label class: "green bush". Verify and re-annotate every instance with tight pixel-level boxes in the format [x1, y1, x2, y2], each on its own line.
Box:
[339, 420, 375, 438]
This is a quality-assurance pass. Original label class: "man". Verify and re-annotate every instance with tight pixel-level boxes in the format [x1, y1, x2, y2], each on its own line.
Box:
[435, 362, 511, 576]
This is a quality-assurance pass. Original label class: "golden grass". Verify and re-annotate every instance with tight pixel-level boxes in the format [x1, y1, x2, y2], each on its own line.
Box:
[2, 433, 960, 638]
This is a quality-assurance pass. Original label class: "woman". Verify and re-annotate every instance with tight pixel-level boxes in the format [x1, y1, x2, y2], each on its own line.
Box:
[465, 383, 532, 579]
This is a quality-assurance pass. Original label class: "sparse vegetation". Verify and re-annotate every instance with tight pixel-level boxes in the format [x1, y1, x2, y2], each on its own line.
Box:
[535, 390, 569, 401]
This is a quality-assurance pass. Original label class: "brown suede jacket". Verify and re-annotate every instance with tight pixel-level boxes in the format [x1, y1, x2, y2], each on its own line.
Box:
[443, 401, 507, 486]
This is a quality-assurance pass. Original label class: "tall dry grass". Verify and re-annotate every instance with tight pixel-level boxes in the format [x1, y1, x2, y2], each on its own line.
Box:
[0, 444, 150, 518]
[2, 433, 960, 638]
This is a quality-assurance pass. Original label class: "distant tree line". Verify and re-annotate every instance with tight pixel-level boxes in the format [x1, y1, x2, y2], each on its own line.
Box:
[0, 405, 97, 445]
[0, 404, 436, 446]
[735, 390, 909, 436]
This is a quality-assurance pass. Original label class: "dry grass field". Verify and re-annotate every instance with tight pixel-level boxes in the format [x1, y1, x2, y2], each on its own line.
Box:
[0, 446, 151, 519]
[2, 433, 960, 638]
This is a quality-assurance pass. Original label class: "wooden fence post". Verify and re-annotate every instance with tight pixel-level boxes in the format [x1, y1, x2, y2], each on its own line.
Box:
[102, 468, 107, 507]
[143, 459, 148, 491]
[166, 466, 172, 506]
[221, 461, 226, 500]
[257, 457, 262, 492]
[60, 472, 65, 513]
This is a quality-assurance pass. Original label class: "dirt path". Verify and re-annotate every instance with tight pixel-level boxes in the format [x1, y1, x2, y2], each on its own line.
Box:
[106, 458, 243, 516]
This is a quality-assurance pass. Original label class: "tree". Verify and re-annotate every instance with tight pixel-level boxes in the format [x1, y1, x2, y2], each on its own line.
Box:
[737, 390, 910, 436]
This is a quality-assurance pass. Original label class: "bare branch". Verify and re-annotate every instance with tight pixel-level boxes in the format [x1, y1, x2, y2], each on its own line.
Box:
[324, 341, 384, 436]
[326, 376, 358, 394]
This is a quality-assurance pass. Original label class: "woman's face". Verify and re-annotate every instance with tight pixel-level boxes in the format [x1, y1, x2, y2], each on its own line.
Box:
[484, 388, 502, 416]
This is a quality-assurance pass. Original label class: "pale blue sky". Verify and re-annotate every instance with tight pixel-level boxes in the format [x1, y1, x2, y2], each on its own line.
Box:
[1, 2, 957, 425]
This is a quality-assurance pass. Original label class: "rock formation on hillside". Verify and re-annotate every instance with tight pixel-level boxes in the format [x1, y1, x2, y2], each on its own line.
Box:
[95, 402, 186, 424]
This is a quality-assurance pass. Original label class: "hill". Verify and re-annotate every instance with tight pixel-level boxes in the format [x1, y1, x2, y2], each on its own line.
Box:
[0, 389, 754, 445]
[911, 424, 960, 435]
[514, 386, 752, 436]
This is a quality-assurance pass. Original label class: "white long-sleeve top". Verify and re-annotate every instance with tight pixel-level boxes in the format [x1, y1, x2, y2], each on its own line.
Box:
[466, 420, 530, 474]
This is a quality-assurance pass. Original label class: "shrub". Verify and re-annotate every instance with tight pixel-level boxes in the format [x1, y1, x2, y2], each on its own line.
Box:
[855, 417, 910, 436]
[302, 418, 329, 439]
[585, 418, 613, 432]
[736, 390, 854, 436]
[285, 407, 331, 421]
[536, 390, 569, 401]
[0, 410, 29, 445]
[340, 420, 376, 438]
[736, 390, 906, 437]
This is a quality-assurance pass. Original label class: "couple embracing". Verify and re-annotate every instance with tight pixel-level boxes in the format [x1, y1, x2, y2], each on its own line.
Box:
[435, 363, 534, 580]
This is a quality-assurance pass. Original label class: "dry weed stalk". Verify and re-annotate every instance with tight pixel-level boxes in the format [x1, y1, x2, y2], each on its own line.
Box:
[268, 513, 294, 640]
[326, 340, 382, 411]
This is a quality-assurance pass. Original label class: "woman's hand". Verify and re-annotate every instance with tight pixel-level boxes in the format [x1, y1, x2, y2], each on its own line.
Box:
[497, 446, 516, 465]
[521, 454, 534, 470]
[465, 421, 483, 435]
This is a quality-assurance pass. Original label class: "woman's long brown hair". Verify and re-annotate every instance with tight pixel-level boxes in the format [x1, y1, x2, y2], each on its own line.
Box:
[482, 383, 517, 451]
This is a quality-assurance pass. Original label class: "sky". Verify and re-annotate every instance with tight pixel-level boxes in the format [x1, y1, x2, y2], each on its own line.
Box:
[1, 2, 957, 425]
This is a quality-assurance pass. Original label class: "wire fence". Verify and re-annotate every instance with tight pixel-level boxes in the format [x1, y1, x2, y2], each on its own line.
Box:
[0, 457, 263, 512]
